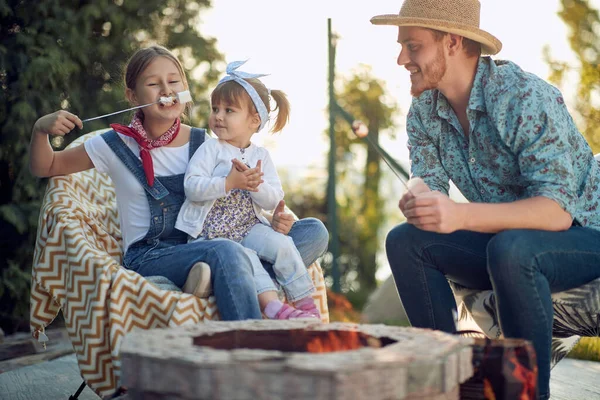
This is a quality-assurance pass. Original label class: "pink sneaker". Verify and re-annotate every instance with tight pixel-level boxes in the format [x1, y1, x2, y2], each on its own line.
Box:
[274, 303, 319, 320]
[294, 296, 321, 319]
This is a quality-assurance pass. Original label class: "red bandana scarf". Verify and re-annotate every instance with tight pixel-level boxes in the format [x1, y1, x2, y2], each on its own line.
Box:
[110, 111, 181, 187]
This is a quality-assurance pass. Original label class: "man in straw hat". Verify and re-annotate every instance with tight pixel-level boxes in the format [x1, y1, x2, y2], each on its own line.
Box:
[372, 0, 600, 398]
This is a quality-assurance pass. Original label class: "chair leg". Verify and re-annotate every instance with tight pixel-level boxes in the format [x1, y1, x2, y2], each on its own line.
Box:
[69, 381, 87, 400]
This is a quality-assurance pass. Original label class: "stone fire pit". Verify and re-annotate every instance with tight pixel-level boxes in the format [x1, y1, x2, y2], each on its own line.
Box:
[120, 320, 474, 400]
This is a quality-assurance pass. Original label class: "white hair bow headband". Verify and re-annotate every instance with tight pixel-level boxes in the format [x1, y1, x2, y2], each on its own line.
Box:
[218, 60, 270, 131]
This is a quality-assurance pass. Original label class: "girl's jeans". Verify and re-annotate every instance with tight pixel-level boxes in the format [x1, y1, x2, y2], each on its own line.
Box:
[125, 218, 328, 321]
[186, 237, 280, 298]
[242, 223, 316, 302]
[386, 223, 600, 400]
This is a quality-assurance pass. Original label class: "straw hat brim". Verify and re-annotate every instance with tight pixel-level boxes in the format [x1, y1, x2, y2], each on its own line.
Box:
[370, 15, 502, 55]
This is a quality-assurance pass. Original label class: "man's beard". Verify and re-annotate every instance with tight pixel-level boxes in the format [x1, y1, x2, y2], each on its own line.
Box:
[410, 46, 447, 97]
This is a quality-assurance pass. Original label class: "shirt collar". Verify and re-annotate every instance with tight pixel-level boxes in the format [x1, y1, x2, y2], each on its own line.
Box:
[430, 56, 493, 120]
[468, 56, 495, 113]
[432, 91, 451, 120]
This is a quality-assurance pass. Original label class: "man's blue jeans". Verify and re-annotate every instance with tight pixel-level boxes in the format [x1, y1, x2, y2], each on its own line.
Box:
[124, 218, 328, 322]
[386, 223, 600, 400]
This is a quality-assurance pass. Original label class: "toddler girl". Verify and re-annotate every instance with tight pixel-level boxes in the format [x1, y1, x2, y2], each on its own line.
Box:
[176, 61, 324, 319]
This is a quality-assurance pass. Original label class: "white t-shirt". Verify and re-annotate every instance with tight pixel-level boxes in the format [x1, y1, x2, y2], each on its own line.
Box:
[84, 133, 190, 253]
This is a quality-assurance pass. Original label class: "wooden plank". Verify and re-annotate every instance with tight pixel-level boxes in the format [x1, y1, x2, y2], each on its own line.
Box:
[549, 358, 600, 400]
[0, 328, 74, 374]
[0, 339, 38, 361]
[0, 331, 46, 361]
[0, 347, 75, 374]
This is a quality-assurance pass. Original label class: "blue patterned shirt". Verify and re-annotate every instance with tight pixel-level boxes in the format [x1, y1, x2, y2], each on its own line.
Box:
[407, 56, 600, 229]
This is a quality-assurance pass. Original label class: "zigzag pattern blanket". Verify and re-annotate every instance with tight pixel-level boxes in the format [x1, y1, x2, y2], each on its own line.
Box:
[29, 130, 329, 397]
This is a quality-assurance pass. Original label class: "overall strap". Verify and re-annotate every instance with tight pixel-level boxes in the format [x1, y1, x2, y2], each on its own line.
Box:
[101, 130, 169, 200]
[189, 127, 206, 159]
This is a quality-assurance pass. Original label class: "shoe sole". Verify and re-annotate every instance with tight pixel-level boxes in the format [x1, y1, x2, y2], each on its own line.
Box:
[183, 262, 213, 298]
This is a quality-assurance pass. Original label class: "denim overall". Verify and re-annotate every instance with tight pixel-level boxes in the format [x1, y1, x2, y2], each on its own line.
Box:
[102, 129, 329, 320]
[102, 128, 203, 257]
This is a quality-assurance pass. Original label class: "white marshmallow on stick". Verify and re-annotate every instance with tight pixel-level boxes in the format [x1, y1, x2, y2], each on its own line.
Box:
[159, 90, 193, 106]
[176, 90, 193, 104]
[159, 96, 174, 106]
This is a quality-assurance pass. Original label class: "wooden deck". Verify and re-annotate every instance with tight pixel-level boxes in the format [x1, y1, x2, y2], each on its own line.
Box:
[0, 354, 100, 400]
[0, 329, 598, 400]
[549, 357, 600, 400]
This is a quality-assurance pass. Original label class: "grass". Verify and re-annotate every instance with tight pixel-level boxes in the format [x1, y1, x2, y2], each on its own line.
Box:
[568, 337, 600, 362]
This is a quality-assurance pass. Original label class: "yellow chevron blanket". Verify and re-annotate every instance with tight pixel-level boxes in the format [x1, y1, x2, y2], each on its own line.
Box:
[29, 130, 329, 397]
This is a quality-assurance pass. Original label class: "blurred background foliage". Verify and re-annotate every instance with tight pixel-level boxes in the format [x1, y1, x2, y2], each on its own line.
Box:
[324, 66, 398, 305]
[0, 0, 223, 333]
[545, 0, 600, 154]
[282, 66, 399, 310]
[544, 0, 600, 360]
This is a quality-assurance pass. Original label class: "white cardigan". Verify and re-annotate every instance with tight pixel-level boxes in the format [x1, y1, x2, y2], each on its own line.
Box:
[175, 138, 284, 239]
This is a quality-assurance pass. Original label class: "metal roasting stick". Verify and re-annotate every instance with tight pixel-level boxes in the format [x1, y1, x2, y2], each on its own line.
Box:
[82, 102, 158, 123]
[82, 90, 193, 123]
[363, 133, 410, 191]
[351, 121, 411, 192]
[335, 103, 413, 192]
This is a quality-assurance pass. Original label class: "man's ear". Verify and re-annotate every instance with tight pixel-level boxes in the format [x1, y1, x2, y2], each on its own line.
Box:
[125, 88, 138, 105]
[446, 34, 462, 56]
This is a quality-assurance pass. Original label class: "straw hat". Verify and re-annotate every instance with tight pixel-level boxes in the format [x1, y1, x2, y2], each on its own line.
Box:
[370, 0, 502, 55]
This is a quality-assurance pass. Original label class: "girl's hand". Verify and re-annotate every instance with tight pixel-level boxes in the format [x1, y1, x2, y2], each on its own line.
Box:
[271, 200, 294, 234]
[232, 158, 247, 173]
[244, 160, 263, 191]
[231, 159, 264, 191]
[226, 159, 264, 192]
[33, 110, 83, 136]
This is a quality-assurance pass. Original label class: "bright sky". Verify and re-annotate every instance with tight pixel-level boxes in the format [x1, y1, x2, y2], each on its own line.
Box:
[201, 0, 591, 281]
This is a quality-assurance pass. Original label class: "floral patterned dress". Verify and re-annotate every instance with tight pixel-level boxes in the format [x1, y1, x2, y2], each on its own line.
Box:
[199, 189, 261, 242]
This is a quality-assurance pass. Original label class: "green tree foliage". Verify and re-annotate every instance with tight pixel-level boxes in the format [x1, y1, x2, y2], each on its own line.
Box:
[324, 65, 399, 305]
[0, 0, 222, 333]
[544, 0, 600, 153]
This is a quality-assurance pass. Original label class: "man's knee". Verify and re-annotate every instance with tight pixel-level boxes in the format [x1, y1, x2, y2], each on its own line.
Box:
[386, 222, 418, 251]
[487, 229, 538, 278]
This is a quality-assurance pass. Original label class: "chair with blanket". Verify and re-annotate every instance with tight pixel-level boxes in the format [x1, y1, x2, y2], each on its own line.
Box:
[29, 129, 330, 398]
[453, 154, 600, 367]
